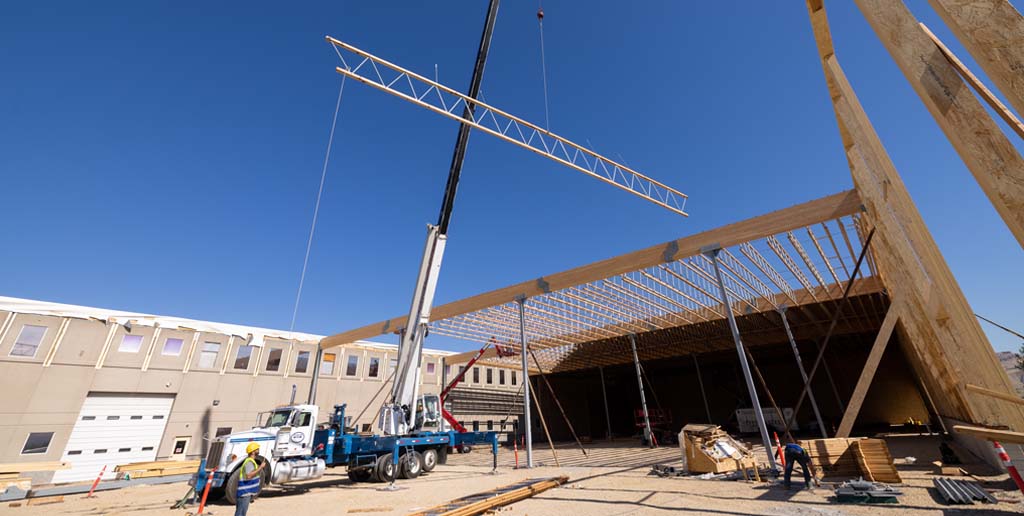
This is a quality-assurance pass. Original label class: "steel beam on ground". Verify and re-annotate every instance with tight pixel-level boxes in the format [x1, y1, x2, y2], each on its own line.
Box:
[629, 333, 654, 448]
[704, 245, 776, 470]
[516, 297, 533, 468]
[779, 306, 827, 438]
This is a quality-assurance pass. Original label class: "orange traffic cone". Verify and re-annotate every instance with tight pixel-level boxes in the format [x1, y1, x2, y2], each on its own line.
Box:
[994, 441, 1024, 495]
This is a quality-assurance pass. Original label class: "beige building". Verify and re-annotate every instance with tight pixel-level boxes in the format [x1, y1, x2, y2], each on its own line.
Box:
[0, 297, 521, 483]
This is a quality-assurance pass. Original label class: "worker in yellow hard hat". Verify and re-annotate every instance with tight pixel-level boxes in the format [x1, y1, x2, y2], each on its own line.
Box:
[235, 441, 266, 516]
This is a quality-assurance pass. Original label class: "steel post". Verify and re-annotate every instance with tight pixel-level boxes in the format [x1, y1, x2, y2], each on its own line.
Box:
[516, 297, 533, 468]
[704, 246, 777, 470]
[779, 306, 827, 438]
[599, 366, 613, 439]
[308, 344, 323, 405]
[628, 334, 654, 448]
[693, 355, 713, 423]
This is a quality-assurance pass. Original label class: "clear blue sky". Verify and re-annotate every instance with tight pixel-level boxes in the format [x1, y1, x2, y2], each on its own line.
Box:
[2, 1, 1021, 354]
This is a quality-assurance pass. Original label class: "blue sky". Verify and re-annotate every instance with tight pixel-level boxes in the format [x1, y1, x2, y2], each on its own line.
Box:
[2, 1, 1021, 354]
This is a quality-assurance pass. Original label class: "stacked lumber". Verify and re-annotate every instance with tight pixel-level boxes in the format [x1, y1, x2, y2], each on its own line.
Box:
[0, 473, 31, 493]
[114, 459, 200, 479]
[852, 439, 901, 484]
[409, 476, 568, 516]
[0, 462, 70, 474]
[799, 438, 864, 478]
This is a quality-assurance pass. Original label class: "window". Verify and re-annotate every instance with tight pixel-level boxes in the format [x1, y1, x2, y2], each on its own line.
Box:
[107, 416, 120, 420]
[68, 450, 82, 455]
[295, 351, 310, 373]
[512, 371, 517, 386]
[172, 440, 187, 455]
[486, 368, 493, 384]
[162, 337, 184, 356]
[458, 365, 466, 378]
[82, 416, 96, 421]
[233, 345, 254, 370]
[293, 412, 312, 427]
[346, 355, 359, 376]
[94, 449, 108, 454]
[118, 447, 131, 452]
[266, 348, 283, 371]
[487, 421, 493, 430]
[472, 421, 479, 431]
[198, 341, 220, 369]
[10, 325, 46, 357]
[215, 427, 232, 437]
[118, 334, 143, 353]
[361, 424, 371, 433]
[153, 415, 164, 420]
[368, 357, 380, 378]
[21, 432, 53, 454]
[499, 369, 505, 385]
[472, 367, 479, 383]
[142, 446, 154, 451]
[426, 362, 436, 375]
[388, 358, 397, 374]
[320, 353, 336, 375]
[130, 415, 143, 420]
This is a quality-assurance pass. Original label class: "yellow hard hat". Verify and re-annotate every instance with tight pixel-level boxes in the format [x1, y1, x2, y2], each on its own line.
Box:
[246, 442, 260, 454]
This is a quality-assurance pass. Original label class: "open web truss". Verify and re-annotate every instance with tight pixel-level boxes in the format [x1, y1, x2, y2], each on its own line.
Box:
[326, 36, 688, 217]
[427, 213, 882, 372]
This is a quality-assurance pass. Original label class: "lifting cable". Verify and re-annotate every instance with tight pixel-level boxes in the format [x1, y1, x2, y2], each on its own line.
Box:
[976, 313, 1024, 341]
[288, 77, 348, 334]
[536, 4, 551, 130]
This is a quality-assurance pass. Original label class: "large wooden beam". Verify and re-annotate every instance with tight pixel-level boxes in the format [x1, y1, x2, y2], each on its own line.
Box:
[927, 0, 1024, 119]
[854, 0, 1024, 248]
[953, 424, 1024, 445]
[322, 190, 862, 348]
[836, 301, 901, 438]
[966, 383, 1024, 407]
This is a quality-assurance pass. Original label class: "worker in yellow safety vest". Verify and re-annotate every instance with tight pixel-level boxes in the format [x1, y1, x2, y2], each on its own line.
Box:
[236, 442, 266, 516]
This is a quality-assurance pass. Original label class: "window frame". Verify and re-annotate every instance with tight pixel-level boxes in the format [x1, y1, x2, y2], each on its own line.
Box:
[197, 341, 221, 369]
[320, 352, 336, 376]
[295, 350, 311, 374]
[233, 344, 254, 370]
[117, 334, 144, 353]
[161, 337, 184, 357]
[9, 324, 47, 358]
[486, 368, 493, 384]
[345, 355, 359, 377]
[426, 361, 436, 375]
[265, 347, 283, 372]
[20, 432, 54, 455]
[499, 369, 505, 385]
[367, 357, 381, 378]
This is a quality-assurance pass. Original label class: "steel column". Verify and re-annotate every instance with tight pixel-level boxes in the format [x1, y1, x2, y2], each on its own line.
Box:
[704, 246, 776, 470]
[308, 344, 323, 405]
[516, 297, 533, 468]
[693, 355, 713, 423]
[599, 366, 613, 439]
[779, 306, 827, 437]
[628, 334, 654, 448]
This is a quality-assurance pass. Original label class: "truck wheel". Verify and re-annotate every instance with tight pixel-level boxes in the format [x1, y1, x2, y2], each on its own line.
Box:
[375, 453, 396, 483]
[225, 461, 267, 504]
[421, 449, 438, 472]
[460, 444, 473, 454]
[347, 467, 372, 483]
[400, 451, 422, 479]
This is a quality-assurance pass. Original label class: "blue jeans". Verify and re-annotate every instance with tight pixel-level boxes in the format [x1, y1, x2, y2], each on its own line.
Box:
[234, 494, 251, 516]
[784, 449, 811, 488]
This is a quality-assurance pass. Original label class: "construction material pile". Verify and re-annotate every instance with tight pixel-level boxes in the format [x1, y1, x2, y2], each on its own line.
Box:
[851, 439, 900, 483]
[834, 478, 902, 504]
[933, 478, 997, 505]
[800, 437, 901, 483]
[679, 424, 756, 474]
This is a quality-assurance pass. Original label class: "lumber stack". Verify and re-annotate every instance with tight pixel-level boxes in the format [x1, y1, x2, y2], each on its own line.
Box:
[114, 459, 201, 479]
[799, 438, 864, 478]
[852, 439, 901, 484]
[0, 462, 70, 474]
[409, 476, 568, 516]
[0, 473, 31, 493]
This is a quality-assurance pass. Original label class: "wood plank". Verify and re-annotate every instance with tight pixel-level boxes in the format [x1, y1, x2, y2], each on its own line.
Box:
[953, 424, 1024, 444]
[927, 0, 1024, 119]
[919, 23, 1024, 139]
[966, 383, 1024, 406]
[0, 462, 70, 474]
[854, 0, 1024, 248]
[836, 302, 902, 437]
[322, 190, 862, 348]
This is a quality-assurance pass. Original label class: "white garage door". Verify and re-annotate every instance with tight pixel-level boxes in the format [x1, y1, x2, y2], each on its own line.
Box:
[51, 393, 175, 483]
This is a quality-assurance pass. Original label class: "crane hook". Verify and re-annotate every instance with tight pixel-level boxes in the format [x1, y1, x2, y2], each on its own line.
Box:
[537, 8, 544, 21]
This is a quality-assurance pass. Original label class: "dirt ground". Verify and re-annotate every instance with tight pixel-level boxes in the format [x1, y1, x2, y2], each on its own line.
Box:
[5, 436, 1023, 515]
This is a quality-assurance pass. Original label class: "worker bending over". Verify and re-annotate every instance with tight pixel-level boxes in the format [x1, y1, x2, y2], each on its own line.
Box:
[783, 440, 812, 490]
[236, 442, 267, 516]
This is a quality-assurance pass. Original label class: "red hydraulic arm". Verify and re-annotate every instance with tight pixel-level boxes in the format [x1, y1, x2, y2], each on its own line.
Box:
[440, 339, 503, 433]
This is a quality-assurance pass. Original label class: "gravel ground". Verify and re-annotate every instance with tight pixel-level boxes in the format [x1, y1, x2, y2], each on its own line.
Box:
[4, 437, 1022, 515]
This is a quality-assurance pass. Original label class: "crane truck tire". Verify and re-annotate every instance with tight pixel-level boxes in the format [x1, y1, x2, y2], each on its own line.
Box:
[375, 453, 397, 483]
[347, 467, 373, 483]
[421, 448, 438, 472]
[400, 451, 422, 479]
[224, 463, 268, 505]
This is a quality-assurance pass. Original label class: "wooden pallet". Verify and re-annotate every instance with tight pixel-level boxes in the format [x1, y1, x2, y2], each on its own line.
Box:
[409, 476, 568, 516]
[853, 439, 901, 484]
[799, 438, 864, 478]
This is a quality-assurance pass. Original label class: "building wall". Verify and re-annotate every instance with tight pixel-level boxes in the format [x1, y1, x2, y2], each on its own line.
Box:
[0, 306, 521, 481]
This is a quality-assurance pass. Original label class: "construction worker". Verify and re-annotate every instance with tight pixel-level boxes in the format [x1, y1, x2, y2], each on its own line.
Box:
[236, 442, 266, 516]
[783, 439, 812, 490]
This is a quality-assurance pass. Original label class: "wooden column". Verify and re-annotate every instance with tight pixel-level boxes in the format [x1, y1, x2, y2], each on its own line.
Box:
[927, 0, 1024, 118]
[836, 302, 901, 438]
[854, 0, 1024, 248]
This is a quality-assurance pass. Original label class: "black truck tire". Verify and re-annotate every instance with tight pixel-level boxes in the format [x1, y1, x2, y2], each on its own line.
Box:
[375, 453, 397, 483]
[224, 466, 266, 505]
[400, 451, 422, 479]
[347, 467, 373, 483]
[421, 448, 439, 472]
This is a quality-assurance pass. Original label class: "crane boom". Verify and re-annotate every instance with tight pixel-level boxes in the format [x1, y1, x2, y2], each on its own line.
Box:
[325, 37, 689, 217]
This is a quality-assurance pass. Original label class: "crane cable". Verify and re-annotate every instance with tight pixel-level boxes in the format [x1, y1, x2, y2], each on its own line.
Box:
[289, 76, 348, 334]
[537, 4, 551, 130]
[976, 313, 1024, 341]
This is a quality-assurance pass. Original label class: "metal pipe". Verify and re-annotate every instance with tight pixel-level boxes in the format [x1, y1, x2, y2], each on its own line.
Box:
[693, 355, 713, 423]
[516, 297, 533, 468]
[628, 334, 654, 448]
[779, 307, 828, 437]
[599, 366, 613, 440]
[308, 344, 323, 405]
[705, 246, 776, 470]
